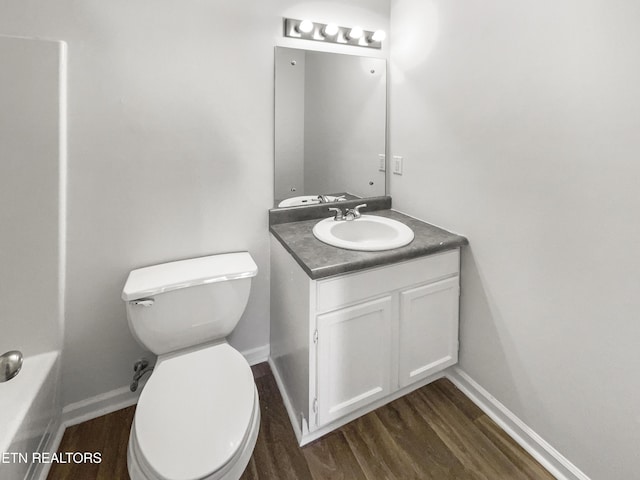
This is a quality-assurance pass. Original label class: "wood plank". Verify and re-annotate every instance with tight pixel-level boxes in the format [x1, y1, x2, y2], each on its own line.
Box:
[475, 415, 556, 480]
[423, 379, 554, 479]
[48, 414, 110, 480]
[47, 407, 135, 480]
[342, 412, 421, 480]
[239, 374, 313, 480]
[302, 431, 367, 480]
[375, 395, 480, 480]
[96, 406, 134, 480]
[251, 362, 271, 380]
[413, 383, 530, 480]
[48, 366, 555, 480]
[434, 377, 486, 422]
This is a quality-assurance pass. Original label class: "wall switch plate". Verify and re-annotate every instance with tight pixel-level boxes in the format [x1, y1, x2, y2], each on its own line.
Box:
[378, 154, 386, 172]
[393, 156, 403, 175]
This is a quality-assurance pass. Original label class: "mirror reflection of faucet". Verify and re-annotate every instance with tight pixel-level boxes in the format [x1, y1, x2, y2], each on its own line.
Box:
[317, 194, 346, 204]
[278, 194, 347, 208]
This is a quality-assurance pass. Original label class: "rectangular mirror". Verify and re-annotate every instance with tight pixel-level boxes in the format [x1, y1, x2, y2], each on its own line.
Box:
[274, 47, 387, 208]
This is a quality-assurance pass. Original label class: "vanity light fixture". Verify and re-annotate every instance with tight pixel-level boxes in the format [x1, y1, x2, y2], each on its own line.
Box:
[284, 18, 385, 49]
[297, 19, 314, 34]
[346, 26, 364, 41]
[322, 23, 339, 37]
[369, 30, 386, 43]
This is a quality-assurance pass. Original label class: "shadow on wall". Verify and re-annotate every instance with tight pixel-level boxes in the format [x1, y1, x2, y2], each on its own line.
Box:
[458, 246, 550, 423]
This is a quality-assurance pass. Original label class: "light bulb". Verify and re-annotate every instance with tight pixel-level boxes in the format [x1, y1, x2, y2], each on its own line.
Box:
[347, 26, 363, 40]
[297, 19, 314, 34]
[322, 23, 339, 37]
[370, 30, 386, 43]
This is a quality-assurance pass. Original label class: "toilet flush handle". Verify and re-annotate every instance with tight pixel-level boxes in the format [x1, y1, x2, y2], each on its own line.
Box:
[130, 298, 154, 307]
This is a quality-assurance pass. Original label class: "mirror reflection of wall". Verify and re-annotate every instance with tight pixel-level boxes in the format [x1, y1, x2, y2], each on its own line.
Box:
[275, 47, 386, 208]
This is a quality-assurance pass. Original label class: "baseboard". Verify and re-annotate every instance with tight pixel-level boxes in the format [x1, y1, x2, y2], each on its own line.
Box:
[242, 344, 270, 366]
[61, 384, 141, 429]
[28, 416, 61, 480]
[42, 343, 271, 463]
[58, 343, 269, 429]
[37, 354, 588, 480]
[34, 417, 64, 480]
[446, 367, 591, 480]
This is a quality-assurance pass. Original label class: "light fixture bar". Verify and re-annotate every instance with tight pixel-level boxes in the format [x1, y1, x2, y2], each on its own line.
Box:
[284, 18, 384, 49]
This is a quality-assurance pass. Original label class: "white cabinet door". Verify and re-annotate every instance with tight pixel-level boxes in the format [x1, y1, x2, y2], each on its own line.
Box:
[399, 277, 459, 388]
[316, 296, 393, 426]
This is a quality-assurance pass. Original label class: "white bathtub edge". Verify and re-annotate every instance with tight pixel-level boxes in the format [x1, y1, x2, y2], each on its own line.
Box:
[0, 351, 61, 480]
[0, 351, 60, 454]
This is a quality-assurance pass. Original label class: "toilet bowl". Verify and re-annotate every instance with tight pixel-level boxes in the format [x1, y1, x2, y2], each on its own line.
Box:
[122, 253, 260, 480]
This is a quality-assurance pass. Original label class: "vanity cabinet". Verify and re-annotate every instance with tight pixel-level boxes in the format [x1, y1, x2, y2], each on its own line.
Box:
[398, 277, 460, 388]
[316, 295, 394, 425]
[270, 236, 460, 445]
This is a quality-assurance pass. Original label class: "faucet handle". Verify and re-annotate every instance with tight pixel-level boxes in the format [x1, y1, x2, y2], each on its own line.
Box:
[353, 204, 368, 216]
[344, 204, 368, 221]
[328, 207, 345, 221]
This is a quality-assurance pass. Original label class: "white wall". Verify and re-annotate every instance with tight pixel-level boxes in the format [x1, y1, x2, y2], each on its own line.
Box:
[0, 35, 64, 358]
[0, 0, 389, 406]
[390, 0, 640, 478]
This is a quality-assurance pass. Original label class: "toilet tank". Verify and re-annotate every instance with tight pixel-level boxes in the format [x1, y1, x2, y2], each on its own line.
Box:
[122, 252, 258, 355]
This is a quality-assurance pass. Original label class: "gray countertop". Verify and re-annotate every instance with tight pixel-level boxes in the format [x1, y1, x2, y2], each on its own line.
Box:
[269, 209, 468, 279]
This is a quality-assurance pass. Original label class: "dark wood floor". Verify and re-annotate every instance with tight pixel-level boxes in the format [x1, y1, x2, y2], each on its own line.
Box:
[48, 364, 554, 480]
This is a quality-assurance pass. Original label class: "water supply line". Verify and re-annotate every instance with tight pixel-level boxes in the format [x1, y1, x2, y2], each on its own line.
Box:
[130, 358, 153, 392]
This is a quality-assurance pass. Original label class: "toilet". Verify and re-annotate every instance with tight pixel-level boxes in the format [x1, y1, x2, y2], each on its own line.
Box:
[121, 252, 260, 480]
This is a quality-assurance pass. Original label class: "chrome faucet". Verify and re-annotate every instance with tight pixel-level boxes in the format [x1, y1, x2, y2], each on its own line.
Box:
[317, 195, 330, 203]
[328, 203, 367, 221]
[345, 204, 367, 220]
[0, 350, 23, 383]
[328, 207, 345, 221]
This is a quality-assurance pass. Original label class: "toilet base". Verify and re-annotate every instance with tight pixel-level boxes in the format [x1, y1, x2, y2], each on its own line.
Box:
[127, 386, 260, 480]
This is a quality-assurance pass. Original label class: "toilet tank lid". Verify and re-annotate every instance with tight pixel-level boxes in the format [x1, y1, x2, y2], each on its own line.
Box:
[122, 252, 258, 301]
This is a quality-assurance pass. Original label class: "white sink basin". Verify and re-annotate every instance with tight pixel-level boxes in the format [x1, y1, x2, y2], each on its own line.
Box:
[278, 195, 346, 208]
[313, 215, 415, 251]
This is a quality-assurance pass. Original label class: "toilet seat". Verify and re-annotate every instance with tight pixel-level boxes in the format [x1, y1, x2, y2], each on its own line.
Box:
[133, 344, 256, 480]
